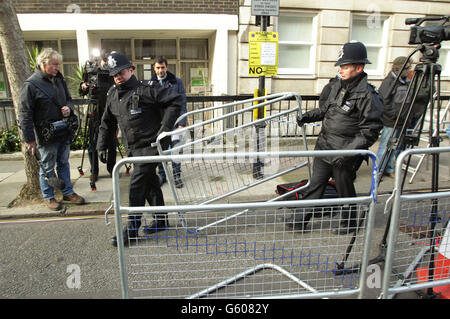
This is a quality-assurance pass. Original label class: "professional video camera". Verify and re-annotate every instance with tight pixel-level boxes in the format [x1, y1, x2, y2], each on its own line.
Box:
[407, 16, 450, 45]
[405, 16, 449, 63]
[83, 58, 112, 94]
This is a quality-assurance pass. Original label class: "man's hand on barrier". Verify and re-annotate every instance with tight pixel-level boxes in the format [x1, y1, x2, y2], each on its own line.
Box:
[296, 114, 307, 127]
[161, 136, 171, 151]
[99, 150, 107, 163]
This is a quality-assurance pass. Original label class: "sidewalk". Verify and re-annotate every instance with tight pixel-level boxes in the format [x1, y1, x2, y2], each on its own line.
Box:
[0, 138, 449, 220]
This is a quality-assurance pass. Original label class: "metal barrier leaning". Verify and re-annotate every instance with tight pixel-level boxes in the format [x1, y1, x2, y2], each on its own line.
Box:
[381, 146, 450, 299]
[155, 92, 313, 230]
[109, 150, 378, 299]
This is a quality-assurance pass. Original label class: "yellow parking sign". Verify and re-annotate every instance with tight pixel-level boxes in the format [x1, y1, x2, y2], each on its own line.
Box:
[248, 31, 278, 76]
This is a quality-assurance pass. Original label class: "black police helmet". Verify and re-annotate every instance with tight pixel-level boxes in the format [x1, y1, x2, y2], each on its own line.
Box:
[335, 41, 371, 66]
[106, 51, 134, 76]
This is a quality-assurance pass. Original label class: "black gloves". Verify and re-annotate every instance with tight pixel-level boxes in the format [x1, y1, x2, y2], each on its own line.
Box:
[296, 113, 307, 127]
[99, 150, 107, 163]
[160, 136, 171, 151]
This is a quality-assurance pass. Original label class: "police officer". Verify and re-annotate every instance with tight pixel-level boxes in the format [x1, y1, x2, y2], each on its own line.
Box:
[97, 52, 183, 247]
[287, 41, 384, 235]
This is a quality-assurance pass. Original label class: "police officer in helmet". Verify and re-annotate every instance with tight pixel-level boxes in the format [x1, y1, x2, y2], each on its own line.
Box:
[97, 51, 183, 247]
[287, 41, 383, 235]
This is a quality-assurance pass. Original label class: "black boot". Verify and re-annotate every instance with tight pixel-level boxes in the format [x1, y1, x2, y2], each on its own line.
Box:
[174, 173, 184, 188]
[111, 218, 141, 247]
[144, 215, 170, 235]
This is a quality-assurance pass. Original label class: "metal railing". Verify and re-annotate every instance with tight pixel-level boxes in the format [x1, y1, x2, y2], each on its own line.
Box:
[0, 95, 321, 133]
[155, 92, 313, 230]
[381, 146, 450, 299]
[109, 150, 378, 299]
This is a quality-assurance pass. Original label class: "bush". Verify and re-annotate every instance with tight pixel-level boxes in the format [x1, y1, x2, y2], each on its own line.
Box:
[70, 128, 86, 150]
[0, 125, 21, 153]
[0, 125, 88, 153]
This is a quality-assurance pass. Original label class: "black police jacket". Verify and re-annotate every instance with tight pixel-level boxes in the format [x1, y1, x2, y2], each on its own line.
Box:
[19, 67, 75, 145]
[301, 72, 384, 165]
[97, 75, 183, 157]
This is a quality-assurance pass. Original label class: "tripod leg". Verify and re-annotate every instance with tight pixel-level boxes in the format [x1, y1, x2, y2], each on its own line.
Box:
[78, 102, 93, 176]
[334, 206, 367, 275]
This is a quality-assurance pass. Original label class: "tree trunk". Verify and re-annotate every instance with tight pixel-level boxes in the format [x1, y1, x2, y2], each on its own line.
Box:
[0, 0, 42, 205]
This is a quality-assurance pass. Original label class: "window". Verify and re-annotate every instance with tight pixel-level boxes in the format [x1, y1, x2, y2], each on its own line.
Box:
[277, 13, 318, 75]
[180, 39, 209, 94]
[134, 39, 177, 60]
[100, 38, 209, 94]
[101, 39, 132, 60]
[351, 15, 389, 75]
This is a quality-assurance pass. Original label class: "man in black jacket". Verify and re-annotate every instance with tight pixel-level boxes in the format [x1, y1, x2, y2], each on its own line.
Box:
[287, 41, 384, 235]
[151, 56, 187, 188]
[19, 48, 85, 211]
[376, 56, 412, 178]
[97, 52, 183, 247]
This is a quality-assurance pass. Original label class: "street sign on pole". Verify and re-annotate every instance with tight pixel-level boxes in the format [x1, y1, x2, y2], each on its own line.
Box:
[251, 0, 279, 16]
[248, 31, 279, 76]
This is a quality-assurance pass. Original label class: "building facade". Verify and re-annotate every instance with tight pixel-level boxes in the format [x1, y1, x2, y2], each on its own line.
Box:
[0, 0, 449, 100]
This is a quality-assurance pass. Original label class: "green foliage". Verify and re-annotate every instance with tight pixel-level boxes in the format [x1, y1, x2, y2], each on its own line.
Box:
[70, 127, 86, 150]
[0, 125, 21, 153]
[66, 64, 85, 96]
[27, 46, 40, 72]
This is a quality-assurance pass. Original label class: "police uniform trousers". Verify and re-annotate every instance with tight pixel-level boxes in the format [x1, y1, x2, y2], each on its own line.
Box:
[293, 156, 357, 228]
[127, 161, 165, 227]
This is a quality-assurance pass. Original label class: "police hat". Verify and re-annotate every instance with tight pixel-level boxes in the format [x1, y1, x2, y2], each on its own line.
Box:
[106, 51, 134, 76]
[335, 41, 371, 66]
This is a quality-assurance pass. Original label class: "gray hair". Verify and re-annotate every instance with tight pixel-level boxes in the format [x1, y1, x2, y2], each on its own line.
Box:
[36, 48, 63, 68]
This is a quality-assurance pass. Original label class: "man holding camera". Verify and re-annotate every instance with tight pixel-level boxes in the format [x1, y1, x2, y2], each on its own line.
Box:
[288, 41, 383, 235]
[19, 48, 85, 210]
[79, 55, 116, 183]
[97, 52, 183, 247]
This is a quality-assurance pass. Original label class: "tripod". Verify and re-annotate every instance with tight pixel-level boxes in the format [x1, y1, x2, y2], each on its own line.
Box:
[370, 43, 444, 298]
[78, 98, 100, 190]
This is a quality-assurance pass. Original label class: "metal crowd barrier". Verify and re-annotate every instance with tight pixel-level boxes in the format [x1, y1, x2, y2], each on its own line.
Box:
[109, 150, 378, 299]
[381, 146, 450, 299]
[155, 92, 312, 230]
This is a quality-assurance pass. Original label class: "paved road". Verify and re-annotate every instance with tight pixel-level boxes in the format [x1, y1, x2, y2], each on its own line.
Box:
[0, 198, 422, 299]
[0, 217, 122, 298]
